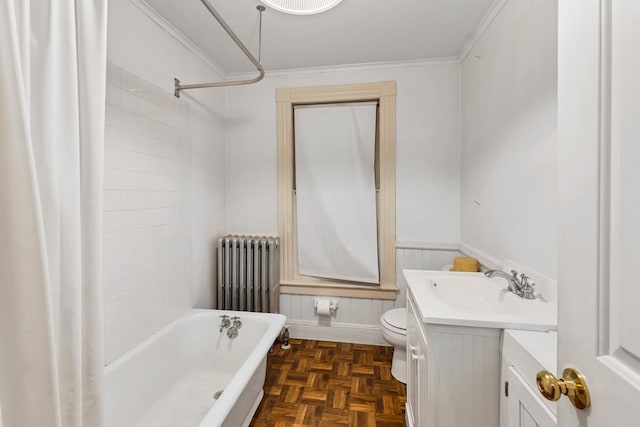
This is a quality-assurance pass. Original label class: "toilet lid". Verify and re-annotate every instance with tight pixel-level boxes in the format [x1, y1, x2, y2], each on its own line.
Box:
[382, 308, 406, 330]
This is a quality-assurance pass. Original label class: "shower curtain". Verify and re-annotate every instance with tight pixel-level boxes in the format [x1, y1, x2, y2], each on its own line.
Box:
[294, 104, 380, 284]
[0, 1, 107, 426]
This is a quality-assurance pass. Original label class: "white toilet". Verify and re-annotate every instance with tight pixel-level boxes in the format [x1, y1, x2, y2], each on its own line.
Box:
[380, 307, 407, 384]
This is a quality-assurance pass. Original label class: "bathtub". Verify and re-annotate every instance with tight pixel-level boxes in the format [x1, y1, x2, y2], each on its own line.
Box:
[105, 309, 286, 427]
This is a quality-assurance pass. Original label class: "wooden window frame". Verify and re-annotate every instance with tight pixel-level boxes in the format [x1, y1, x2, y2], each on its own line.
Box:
[276, 81, 397, 300]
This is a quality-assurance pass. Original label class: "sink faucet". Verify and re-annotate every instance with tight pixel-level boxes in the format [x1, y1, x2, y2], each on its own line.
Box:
[484, 269, 536, 299]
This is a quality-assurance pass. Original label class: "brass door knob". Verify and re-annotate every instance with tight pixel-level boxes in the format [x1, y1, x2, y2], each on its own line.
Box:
[536, 368, 591, 409]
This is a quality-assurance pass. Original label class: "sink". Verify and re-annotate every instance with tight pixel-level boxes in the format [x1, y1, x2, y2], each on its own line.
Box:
[404, 270, 557, 331]
[430, 276, 524, 314]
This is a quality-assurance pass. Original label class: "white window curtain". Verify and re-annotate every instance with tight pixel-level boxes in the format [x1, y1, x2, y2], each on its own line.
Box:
[0, 1, 107, 426]
[294, 103, 380, 284]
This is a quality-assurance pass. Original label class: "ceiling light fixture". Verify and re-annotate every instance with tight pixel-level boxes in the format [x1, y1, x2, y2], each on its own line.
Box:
[259, 0, 343, 15]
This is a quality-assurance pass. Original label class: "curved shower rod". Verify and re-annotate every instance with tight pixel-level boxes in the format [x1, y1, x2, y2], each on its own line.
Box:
[174, 0, 265, 98]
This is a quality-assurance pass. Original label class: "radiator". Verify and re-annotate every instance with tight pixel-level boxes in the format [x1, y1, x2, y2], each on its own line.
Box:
[217, 235, 280, 313]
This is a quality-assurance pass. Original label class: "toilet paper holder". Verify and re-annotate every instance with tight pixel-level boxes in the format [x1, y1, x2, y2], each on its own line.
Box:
[313, 298, 339, 314]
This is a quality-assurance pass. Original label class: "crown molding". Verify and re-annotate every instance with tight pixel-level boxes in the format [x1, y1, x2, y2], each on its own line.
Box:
[128, 0, 229, 78]
[129, 0, 506, 82]
[457, 0, 508, 63]
[227, 56, 460, 79]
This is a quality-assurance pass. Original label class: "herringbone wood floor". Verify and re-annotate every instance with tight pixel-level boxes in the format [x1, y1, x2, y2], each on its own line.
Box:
[250, 339, 406, 427]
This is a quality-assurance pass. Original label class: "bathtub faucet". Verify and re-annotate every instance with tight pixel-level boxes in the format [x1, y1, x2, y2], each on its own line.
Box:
[219, 314, 231, 332]
[226, 325, 238, 339]
[231, 316, 242, 329]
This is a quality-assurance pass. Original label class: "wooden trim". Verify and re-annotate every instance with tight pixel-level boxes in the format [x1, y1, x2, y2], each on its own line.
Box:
[285, 81, 396, 104]
[277, 81, 397, 299]
[280, 283, 398, 300]
[378, 86, 397, 288]
[277, 96, 294, 282]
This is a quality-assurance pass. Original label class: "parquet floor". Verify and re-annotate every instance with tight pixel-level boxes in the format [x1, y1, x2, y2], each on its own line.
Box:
[250, 339, 406, 427]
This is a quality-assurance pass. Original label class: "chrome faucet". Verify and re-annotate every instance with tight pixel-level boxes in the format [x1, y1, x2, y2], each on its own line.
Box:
[219, 314, 231, 332]
[484, 269, 536, 299]
[231, 316, 242, 329]
[226, 326, 238, 339]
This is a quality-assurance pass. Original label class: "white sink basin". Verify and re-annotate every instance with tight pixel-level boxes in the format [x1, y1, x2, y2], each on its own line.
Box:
[404, 270, 557, 331]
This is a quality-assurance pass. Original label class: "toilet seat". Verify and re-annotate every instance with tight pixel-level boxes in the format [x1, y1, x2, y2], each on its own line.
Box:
[381, 308, 407, 336]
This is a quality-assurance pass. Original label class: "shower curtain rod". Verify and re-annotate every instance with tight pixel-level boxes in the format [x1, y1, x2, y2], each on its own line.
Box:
[174, 0, 265, 98]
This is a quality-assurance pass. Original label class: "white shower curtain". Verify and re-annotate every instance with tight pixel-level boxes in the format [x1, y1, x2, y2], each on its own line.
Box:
[0, 1, 107, 426]
[294, 104, 380, 283]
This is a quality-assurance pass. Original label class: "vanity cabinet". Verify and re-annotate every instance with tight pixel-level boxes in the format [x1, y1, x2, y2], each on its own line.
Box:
[505, 367, 556, 427]
[404, 268, 557, 427]
[406, 291, 501, 427]
[500, 330, 557, 427]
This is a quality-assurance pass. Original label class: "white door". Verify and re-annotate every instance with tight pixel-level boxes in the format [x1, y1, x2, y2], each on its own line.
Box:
[557, 0, 640, 425]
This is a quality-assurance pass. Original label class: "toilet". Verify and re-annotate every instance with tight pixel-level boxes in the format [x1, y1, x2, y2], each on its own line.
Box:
[380, 308, 407, 384]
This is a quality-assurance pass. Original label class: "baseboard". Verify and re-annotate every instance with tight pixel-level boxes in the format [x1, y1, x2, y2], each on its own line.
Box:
[286, 320, 389, 346]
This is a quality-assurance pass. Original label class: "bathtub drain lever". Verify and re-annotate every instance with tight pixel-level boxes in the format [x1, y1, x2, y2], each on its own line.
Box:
[281, 325, 291, 350]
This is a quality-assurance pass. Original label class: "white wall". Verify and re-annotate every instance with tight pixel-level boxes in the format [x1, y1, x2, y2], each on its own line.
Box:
[460, 0, 557, 278]
[224, 63, 461, 244]
[104, 63, 192, 363]
[105, 0, 227, 361]
[223, 63, 461, 342]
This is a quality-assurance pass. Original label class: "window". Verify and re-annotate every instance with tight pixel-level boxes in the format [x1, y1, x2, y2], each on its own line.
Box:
[276, 81, 397, 299]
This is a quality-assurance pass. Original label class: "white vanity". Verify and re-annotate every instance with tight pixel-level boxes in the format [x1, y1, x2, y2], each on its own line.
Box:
[404, 269, 557, 427]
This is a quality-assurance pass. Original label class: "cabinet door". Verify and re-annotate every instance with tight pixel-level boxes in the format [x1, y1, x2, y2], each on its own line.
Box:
[416, 326, 429, 427]
[406, 298, 420, 427]
[506, 367, 556, 427]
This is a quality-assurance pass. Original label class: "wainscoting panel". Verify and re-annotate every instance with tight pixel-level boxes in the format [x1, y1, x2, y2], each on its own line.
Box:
[280, 247, 461, 344]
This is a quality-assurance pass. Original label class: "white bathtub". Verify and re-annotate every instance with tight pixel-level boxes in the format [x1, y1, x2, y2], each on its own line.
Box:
[105, 309, 286, 427]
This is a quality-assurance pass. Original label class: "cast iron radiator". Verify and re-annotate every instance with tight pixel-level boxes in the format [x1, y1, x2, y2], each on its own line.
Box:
[217, 235, 280, 313]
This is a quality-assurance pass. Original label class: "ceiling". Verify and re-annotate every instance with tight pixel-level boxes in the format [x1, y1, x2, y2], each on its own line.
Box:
[144, 0, 496, 74]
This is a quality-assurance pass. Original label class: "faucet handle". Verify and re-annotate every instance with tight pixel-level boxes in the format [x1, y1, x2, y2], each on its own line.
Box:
[231, 316, 242, 329]
[227, 326, 239, 339]
[219, 314, 231, 332]
[522, 276, 535, 289]
[510, 269, 519, 279]
[521, 278, 536, 299]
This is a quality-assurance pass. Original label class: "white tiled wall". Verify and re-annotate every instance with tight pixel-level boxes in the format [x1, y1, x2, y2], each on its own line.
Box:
[279, 248, 461, 329]
[103, 63, 192, 363]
